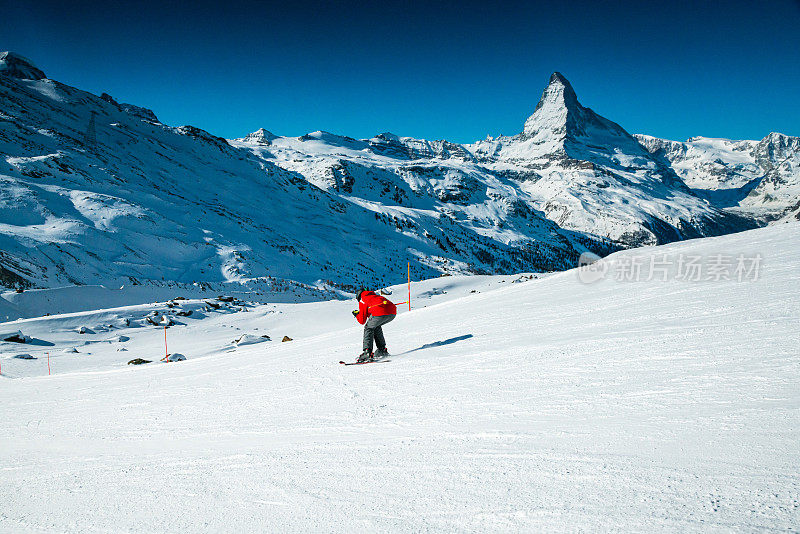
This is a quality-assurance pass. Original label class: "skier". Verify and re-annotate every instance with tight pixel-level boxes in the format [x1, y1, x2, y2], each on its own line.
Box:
[352, 289, 397, 362]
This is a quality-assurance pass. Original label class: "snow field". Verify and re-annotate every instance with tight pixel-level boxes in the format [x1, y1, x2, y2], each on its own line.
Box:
[0, 224, 799, 532]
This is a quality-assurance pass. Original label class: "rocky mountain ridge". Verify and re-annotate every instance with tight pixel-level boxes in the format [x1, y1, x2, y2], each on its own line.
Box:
[0, 51, 795, 295]
[635, 132, 800, 221]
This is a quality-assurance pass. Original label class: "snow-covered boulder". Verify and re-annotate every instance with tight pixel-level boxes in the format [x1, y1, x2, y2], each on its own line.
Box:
[77, 326, 95, 335]
[62, 347, 79, 353]
[115, 335, 130, 343]
[2, 330, 30, 343]
[232, 334, 270, 346]
[146, 315, 172, 327]
[165, 353, 186, 362]
[12, 353, 36, 360]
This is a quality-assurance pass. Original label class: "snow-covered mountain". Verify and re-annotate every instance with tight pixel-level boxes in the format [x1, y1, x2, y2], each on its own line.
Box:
[465, 73, 756, 245]
[0, 52, 782, 296]
[0, 54, 588, 296]
[636, 133, 800, 221]
[244, 72, 755, 250]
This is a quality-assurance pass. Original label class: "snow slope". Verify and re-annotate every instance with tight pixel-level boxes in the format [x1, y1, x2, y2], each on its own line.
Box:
[0, 274, 530, 377]
[1, 223, 798, 532]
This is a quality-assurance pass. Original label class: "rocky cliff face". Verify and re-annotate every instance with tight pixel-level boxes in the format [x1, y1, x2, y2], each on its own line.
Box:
[746, 133, 800, 220]
[0, 52, 46, 81]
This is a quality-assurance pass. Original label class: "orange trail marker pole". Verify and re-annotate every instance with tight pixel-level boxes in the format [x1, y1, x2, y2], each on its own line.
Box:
[47, 352, 51, 375]
[407, 262, 411, 311]
[164, 325, 168, 360]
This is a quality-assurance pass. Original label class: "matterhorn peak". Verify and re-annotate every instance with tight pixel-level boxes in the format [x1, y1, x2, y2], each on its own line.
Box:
[0, 51, 46, 80]
[515, 71, 649, 163]
[537, 72, 580, 111]
[521, 71, 584, 139]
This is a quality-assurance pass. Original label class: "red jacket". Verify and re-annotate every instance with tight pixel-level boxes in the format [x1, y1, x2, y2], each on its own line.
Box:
[355, 291, 397, 324]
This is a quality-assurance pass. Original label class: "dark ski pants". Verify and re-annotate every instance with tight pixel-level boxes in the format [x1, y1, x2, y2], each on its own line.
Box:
[363, 314, 395, 352]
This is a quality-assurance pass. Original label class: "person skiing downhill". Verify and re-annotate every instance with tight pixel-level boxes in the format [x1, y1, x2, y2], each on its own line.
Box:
[352, 289, 397, 362]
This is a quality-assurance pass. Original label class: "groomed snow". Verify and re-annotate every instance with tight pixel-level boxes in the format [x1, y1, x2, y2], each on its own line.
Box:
[1, 224, 798, 532]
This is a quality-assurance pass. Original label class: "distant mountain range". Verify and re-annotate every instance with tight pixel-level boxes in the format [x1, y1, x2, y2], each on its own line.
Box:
[0, 52, 796, 294]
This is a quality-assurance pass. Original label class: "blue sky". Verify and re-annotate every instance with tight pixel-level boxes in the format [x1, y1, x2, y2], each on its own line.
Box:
[3, 0, 799, 142]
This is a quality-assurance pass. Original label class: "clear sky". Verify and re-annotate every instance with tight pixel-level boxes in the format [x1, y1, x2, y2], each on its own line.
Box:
[3, 0, 799, 143]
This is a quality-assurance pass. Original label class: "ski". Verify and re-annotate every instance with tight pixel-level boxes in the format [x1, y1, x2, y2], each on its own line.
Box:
[339, 359, 390, 366]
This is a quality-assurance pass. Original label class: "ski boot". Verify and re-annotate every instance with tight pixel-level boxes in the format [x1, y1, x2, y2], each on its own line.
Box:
[357, 350, 374, 363]
[374, 347, 389, 359]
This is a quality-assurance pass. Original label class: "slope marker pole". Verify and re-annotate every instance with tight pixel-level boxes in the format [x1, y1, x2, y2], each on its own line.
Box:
[407, 262, 411, 311]
[164, 325, 169, 360]
[47, 352, 51, 376]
